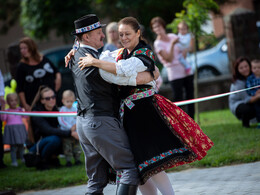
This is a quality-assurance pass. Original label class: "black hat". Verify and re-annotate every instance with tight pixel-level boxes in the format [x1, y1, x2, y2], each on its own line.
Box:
[71, 14, 106, 35]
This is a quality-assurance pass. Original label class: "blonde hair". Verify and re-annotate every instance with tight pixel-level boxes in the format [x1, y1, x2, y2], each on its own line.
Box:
[6, 93, 18, 105]
[28, 86, 54, 144]
[106, 22, 118, 43]
[30, 85, 54, 108]
[62, 90, 75, 99]
[178, 21, 189, 29]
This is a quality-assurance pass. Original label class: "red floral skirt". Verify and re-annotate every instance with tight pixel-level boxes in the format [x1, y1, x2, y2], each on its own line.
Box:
[154, 94, 214, 161]
[112, 94, 214, 184]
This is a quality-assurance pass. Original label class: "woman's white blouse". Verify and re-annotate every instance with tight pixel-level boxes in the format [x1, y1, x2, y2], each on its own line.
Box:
[99, 50, 155, 87]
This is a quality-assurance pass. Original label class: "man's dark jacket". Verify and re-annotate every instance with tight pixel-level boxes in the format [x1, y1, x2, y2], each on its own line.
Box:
[69, 47, 120, 118]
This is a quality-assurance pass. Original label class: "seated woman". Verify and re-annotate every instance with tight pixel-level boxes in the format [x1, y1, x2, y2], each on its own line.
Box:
[229, 57, 260, 127]
[28, 86, 77, 170]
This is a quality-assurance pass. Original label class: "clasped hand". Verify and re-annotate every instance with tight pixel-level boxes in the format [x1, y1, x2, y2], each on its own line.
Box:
[78, 54, 94, 70]
[64, 50, 94, 70]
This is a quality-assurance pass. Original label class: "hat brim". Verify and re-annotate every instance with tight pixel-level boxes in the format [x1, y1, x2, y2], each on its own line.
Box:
[71, 24, 106, 36]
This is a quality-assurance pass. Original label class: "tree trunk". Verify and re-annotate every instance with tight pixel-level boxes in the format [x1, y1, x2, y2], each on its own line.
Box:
[194, 34, 200, 124]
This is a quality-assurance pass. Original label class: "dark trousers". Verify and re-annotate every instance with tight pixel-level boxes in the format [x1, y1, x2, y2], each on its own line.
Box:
[236, 103, 256, 127]
[29, 135, 62, 160]
[77, 116, 139, 194]
[253, 101, 260, 123]
[170, 75, 195, 119]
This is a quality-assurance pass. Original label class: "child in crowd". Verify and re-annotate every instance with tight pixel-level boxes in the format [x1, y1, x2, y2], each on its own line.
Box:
[176, 21, 192, 74]
[246, 59, 260, 96]
[246, 59, 260, 128]
[58, 90, 81, 166]
[0, 93, 28, 167]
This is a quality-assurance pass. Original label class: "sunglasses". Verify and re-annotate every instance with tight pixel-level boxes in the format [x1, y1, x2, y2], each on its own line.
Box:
[42, 95, 56, 101]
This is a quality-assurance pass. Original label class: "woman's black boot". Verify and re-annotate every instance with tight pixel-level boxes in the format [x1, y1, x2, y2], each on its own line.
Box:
[116, 183, 138, 195]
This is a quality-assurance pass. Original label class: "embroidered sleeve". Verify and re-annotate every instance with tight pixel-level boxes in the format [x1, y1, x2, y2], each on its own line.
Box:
[116, 57, 147, 77]
[99, 69, 137, 86]
[99, 49, 155, 86]
[133, 48, 155, 78]
[100, 50, 120, 63]
[135, 55, 155, 72]
[100, 50, 147, 78]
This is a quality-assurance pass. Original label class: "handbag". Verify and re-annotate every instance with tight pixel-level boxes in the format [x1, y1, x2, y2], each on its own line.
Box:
[23, 138, 42, 167]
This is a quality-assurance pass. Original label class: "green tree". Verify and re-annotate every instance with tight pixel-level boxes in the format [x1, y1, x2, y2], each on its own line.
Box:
[167, 0, 219, 124]
[0, 0, 229, 41]
[94, 0, 185, 28]
[20, 0, 94, 41]
[0, 0, 20, 34]
[18, 0, 185, 41]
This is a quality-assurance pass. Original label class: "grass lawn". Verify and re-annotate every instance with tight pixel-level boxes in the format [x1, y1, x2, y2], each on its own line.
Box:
[0, 109, 259, 193]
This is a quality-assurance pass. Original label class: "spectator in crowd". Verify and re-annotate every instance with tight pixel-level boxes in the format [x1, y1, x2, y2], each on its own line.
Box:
[0, 93, 28, 167]
[150, 17, 195, 119]
[229, 57, 260, 128]
[28, 86, 77, 170]
[245, 59, 260, 128]
[176, 21, 193, 74]
[0, 70, 6, 168]
[246, 59, 260, 96]
[16, 37, 62, 111]
[103, 22, 122, 52]
[58, 90, 81, 167]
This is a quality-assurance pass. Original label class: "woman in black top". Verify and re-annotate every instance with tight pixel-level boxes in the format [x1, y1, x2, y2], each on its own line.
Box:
[16, 37, 61, 111]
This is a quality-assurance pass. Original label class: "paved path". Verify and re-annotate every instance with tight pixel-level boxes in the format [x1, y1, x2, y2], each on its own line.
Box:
[19, 162, 260, 195]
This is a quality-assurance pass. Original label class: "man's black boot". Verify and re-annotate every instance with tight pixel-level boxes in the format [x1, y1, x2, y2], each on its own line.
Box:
[116, 183, 138, 195]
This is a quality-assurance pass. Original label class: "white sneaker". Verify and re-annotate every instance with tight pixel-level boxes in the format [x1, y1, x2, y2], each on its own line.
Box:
[11, 162, 18, 167]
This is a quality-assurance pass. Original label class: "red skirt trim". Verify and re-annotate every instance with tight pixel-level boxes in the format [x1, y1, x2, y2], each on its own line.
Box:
[154, 94, 214, 161]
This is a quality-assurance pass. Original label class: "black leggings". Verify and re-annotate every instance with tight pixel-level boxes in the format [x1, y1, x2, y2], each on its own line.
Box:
[236, 103, 256, 127]
[170, 75, 194, 119]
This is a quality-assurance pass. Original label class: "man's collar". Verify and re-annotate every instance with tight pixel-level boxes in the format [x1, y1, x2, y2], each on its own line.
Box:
[80, 43, 98, 52]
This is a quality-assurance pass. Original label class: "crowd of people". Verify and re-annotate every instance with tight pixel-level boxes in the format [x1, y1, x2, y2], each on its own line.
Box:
[0, 36, 80, 170]
[0, 12, 258, 195]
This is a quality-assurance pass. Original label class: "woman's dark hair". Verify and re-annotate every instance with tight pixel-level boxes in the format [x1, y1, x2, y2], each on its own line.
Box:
[232, 56, 252, 82]
[150, 16, 166, 30]
[118, 16, 145, 42]
[19, 37, 41, 63]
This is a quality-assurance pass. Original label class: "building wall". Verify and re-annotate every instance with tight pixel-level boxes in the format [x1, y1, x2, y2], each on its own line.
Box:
[212, 0, 255, 37]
